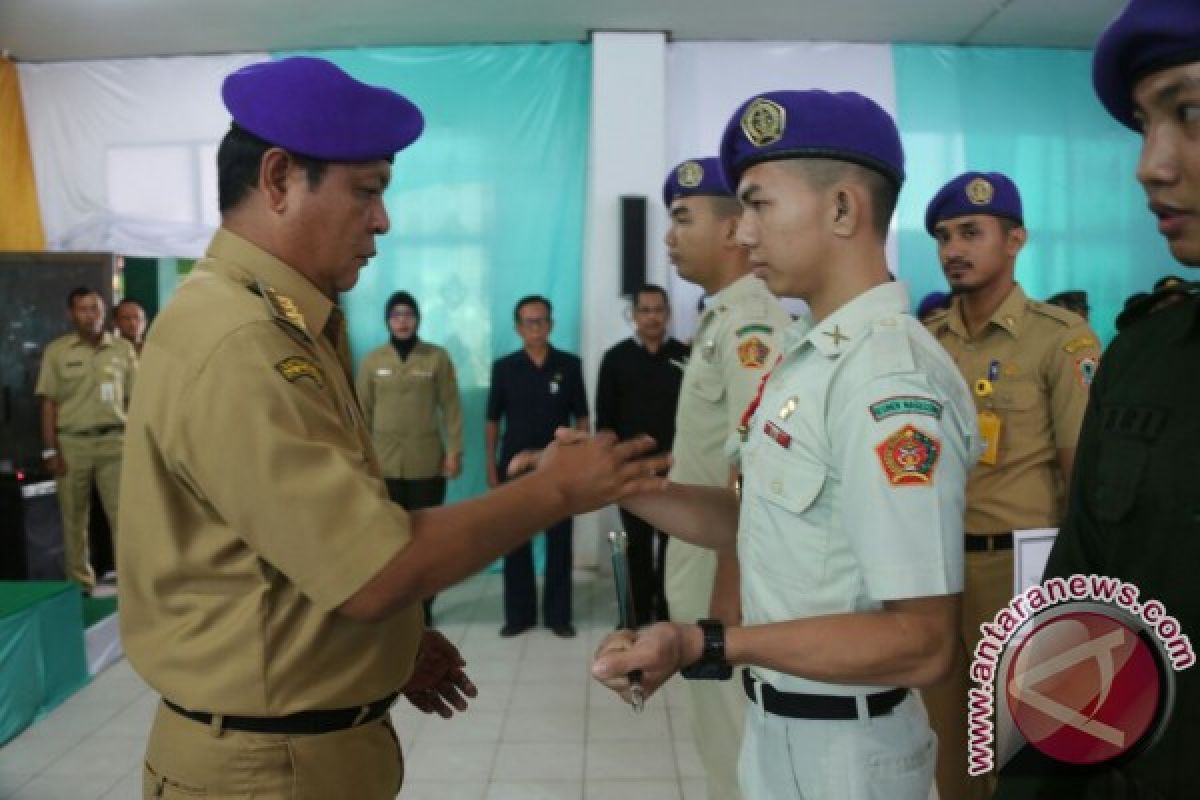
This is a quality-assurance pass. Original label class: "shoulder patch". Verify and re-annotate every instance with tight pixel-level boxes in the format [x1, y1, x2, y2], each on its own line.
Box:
[737, 336, 769, 368]
[1076, 355, 1099, 388]
[1063, 334, 1098, 354]
[275, 356, 326, 389]
[874, 424, 940, 486]
[869, 396, 944, 422]
[736, 323, 774, 338]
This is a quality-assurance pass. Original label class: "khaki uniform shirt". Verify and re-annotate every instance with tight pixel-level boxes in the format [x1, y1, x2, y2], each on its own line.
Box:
[926, 284, 1100, 533]
[739, 282, 978, 695]
[118, 229, 421, 715]
[35, 332, 137, 431]
[669, 274, 792, 487]
[357, 342, 463, 480]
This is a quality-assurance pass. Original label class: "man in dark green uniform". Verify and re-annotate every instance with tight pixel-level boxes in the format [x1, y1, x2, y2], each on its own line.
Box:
[995, 1, 1200, 797]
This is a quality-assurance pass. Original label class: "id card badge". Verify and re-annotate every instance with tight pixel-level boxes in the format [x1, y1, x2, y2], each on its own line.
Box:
[100, 381, 116, 405]
[977, 410, 1001, 465]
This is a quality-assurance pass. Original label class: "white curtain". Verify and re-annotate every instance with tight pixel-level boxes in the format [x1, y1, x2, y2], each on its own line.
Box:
[19, 53, 267, 257]
[665, 42, 898, 334]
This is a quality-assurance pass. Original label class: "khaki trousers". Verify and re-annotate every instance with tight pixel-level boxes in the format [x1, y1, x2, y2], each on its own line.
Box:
[666, 539, 745, 800]
[922, 548, 1013, 800]
[143, 702, 403, 799]
[56, 433, 123, 590]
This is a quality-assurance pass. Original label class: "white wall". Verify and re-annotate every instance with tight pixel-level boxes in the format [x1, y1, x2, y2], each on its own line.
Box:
[577, 31, 669, 569]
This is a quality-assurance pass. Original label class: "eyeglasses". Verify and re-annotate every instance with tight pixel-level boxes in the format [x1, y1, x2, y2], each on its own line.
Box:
[388, 309, 417, 319]
[634, 305, 667, 315]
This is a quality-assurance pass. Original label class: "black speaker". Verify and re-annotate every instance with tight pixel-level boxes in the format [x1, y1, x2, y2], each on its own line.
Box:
[0, 475, 65, 580]
[619, 195, 647, 297]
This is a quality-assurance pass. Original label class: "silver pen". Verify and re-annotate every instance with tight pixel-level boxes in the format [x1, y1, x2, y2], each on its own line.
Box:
[607, 530, 645, 712]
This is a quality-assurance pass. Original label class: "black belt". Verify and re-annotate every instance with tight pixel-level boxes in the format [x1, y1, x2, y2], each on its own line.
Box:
[742, 671, 908, 720]
[965, 532, 1013, 552]
[61, 425, 125, 437]
[163, 693, 397, 735]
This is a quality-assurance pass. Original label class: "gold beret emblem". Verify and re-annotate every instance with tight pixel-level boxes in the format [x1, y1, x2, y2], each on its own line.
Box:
[741, 97, 786, 148]
[677, 160, 704, 188]
[966, 177, 994, 206]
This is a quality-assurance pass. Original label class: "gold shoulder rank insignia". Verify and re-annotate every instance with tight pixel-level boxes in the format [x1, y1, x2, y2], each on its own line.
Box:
[1063, 334, 1097, 354]
[260, 283, 309, 338]
[275, 356, 326, 389]
[677, 160, 704, 188]
[741, 97, 786, 147]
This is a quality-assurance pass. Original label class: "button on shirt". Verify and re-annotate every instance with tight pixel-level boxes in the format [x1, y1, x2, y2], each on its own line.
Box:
[926, 284, 1100, 532]
[487, 347, 588, 464]
[738, 282, 978, 696]
[118, 229, 421, 716]
[35, 332, 137, 432]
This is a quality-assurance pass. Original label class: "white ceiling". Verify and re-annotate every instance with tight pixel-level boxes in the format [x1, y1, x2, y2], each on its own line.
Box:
[1, 0, 1126, 63]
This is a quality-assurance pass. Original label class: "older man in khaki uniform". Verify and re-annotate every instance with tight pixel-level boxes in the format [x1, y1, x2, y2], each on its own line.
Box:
[920, 172, 1101, 800]
[36, 287, 137, 591]
[119, 57, 667, 800]
[663, 157, 791, 800]
[358, 289, 462, 624]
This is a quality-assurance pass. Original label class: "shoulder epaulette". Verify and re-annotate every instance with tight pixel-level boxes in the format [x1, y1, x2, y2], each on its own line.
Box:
[1028, 301, 1080, 327]
[250, 280, 311, 341]
[1116, 282, 1200, 332]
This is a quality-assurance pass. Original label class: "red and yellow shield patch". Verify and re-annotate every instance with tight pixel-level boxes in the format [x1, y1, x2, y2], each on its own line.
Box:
[874, 424, 941, 486]
[737, 336, 769, 368]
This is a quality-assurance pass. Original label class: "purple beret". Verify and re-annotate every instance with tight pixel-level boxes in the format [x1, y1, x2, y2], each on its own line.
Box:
[925, 172, 1023, 235]
[916, 291, 952, 320]
[222, 57, 424, 161]
[1093, 0, 1200, 130]
[662, 157, 732, 208]
[718, 90, 904, 191]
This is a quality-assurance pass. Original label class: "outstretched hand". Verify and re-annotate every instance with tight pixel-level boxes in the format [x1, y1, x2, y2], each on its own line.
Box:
[402, 629, 478, 718]
[538, 429, 671, 514]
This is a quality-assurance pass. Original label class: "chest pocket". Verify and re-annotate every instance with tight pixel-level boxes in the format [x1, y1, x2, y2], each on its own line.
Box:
[1093, 406, 1162, 522]
[742, 442, 829, 589]
[688, 373, 725, 405]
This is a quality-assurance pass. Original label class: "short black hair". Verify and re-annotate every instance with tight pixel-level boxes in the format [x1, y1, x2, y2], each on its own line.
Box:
[216, 124, 329, 213]
[113, 298, 144, 316]
[786, 159, 898, 239]
[67, 287, 99, 309]
[632, 284, 669, 308]
[514, 295, 552, 323]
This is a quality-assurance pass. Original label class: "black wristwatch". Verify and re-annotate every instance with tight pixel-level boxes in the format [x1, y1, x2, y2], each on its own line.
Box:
[680, 618, 733, 681]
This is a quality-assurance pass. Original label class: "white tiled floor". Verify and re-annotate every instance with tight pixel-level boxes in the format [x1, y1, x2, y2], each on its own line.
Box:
[0, 571, 707, 800]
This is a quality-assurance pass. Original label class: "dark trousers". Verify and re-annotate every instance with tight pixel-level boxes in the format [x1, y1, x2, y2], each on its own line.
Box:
[619, 508, 669, 627]
[385, 477, 446, 625]
[503, 517, 573, 628]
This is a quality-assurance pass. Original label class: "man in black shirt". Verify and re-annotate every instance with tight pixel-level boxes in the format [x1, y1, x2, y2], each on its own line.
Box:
[486, 295, 590, 638]
[995, 2, 1200, 797]
[596, 285, 688, 626]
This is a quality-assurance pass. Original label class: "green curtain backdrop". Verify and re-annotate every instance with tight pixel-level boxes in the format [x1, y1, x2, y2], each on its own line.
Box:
[282, 45, 591, 505]
[894, 45, 1174, 345]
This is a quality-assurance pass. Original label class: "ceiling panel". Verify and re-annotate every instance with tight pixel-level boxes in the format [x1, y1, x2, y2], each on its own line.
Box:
[0, 0, 1121, 62]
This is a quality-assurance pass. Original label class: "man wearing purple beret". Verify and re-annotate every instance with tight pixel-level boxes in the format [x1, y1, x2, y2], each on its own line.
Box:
[920, 170, 1101, 800]
[994, 1, 1200, 797]
[659, 156, 791, 800]
[592, 90, 978, 799]
[117, 56, 668, 799]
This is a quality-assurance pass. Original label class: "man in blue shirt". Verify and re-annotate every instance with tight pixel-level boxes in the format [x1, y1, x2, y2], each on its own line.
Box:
[486, 295, 590, 637]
